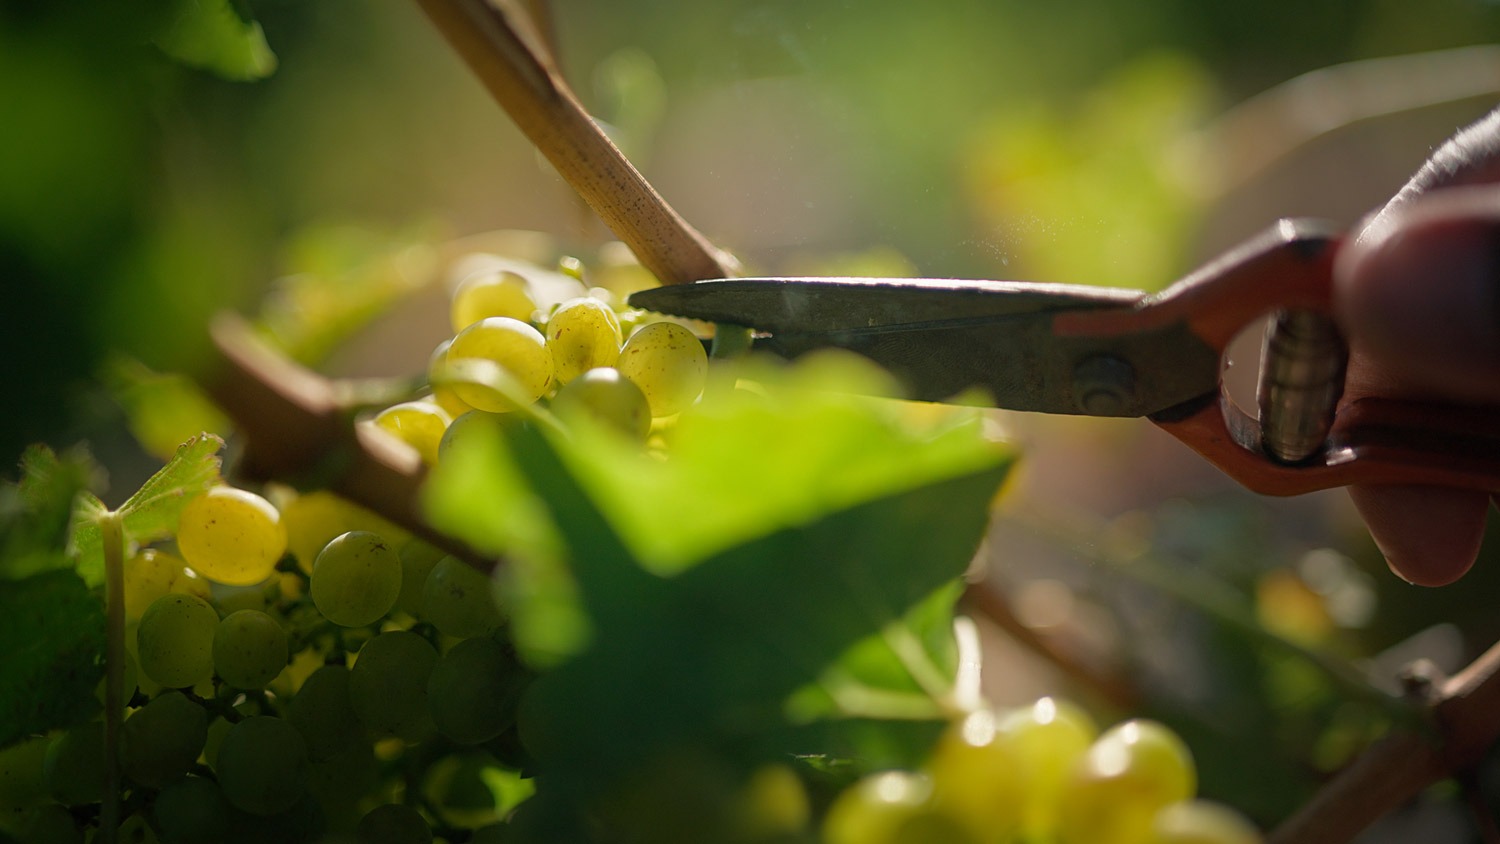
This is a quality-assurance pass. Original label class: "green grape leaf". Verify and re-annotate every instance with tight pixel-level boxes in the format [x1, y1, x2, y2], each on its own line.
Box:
[103, 356, 231, 462]
[153, 0, 277, 81]
[71, 433, 223, 585]
[447, 365, 1014, 802]
[0, 446, 101, 581]
[0, 570, 106, 748]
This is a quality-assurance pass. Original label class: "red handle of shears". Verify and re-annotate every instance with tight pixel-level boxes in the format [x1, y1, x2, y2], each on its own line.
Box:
[1057, 218, 1500, 497]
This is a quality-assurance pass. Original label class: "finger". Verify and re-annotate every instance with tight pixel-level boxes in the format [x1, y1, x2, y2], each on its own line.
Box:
[1346, 484, 1490, 586]
[1334, 185, 1500, 404]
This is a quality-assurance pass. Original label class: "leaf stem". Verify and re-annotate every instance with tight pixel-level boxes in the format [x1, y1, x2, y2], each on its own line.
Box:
[98, 510, 126, 844]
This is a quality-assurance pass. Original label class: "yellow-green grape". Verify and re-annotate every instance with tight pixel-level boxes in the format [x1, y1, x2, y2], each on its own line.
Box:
[349, 631, 438, 741]
[213, 609, 289, 689]
[279, 489, 408, 575]
[823, 771, 935, 844]
[451, 270, 536, 333]
[137, 593, 219, 688]
[109, 813, 158, 844]
[1056, 719, 1197, 844]
[616, 322, 707, 417]
[214, 715, 310, 816]
[177, 486, 287, 586]
[357, 803, 433, 844]
[396, 539, 445, 617]
[373, 401, 452, 465]
[20, 804, 81, 844]
[923, 709, 1023, 843]
[427, 340, 472, 419]
[732, 764, 810, 839]
[152, 776, 235, 844]
[287, 665, 364, 762]
[550, 367, 651, 441]
[311, 531, 402, 628]
[423, 556, 504, 639]
[1150, 800, 1263, 844]
[447, 317, 554, 412]
[123, 549, 210, 620]
[306, 742, 379, 819]
[997, 696, 1097, 838]
[426, 636, 526, 745]
[0, 734, 51, 809]
[43, 722, 105, 806]
[118, 690, 208, 788]
[545, 297, 622, 383]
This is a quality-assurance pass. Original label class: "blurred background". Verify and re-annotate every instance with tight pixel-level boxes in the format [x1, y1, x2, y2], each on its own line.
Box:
[5, 0, 1500, 838]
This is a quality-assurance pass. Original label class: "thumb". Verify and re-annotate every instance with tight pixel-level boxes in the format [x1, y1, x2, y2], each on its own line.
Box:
[1334, 186, 1500, 404]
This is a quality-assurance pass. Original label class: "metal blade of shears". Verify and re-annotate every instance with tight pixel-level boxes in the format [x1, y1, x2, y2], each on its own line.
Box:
[628, 277, 1221, 417]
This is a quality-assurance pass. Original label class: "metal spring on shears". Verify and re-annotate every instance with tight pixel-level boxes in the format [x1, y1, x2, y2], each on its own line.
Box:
[1257, 309, 1348, 463]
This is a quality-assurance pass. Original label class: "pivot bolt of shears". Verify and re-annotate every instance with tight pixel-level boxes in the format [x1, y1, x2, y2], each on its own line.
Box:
[1073, 354, 1136, 416]
[1257, 309, 1347, 463]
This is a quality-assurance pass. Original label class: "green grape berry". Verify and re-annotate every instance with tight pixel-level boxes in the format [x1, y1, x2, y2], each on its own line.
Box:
[119, 690, 208, 788]
[616, 322, 707, 417]
[287, 665, 365, 763]
[177, 486, 286, 586]
[356, 803, 433, 844]
[923, 709, 1023, 842]
[279, 489, 407, 575]
[372, 401, 452, 465]
[137, 593, 219, 689]
[451, 270, 536, 333]
[213, 609, 289, 689]
[1056, 719, 1197, 844]
[1150, 800, 1263, 844]
[426, 636, 527, 744]
[549, 367, 651, 440]
[428, 340, 474, 420]
[396, 539, 445, 617]
[123, 549, 210, 620]
[20, 804, 81, 844]
[214, 715, 310, 816]
[422, 557, 504, 639]
[43, 722, 105, 806]
[997, 696, 1098, 838]
[545, 297, 622, 383]
[823, 770, 934, 844]
[153, 776, 236, 844]
[447, 317, 553, 412]
[349, 631, 438, 741]
[311, 531, 402, 628]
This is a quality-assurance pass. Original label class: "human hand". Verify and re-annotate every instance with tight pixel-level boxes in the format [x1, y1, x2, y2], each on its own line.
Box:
[1333, 107, 1500, 585]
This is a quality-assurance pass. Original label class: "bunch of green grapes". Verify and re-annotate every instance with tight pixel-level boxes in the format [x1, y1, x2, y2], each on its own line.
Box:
[2, 480, 533, 843]
[822, 697, 1263, 844]
[367, 261, 711, 465]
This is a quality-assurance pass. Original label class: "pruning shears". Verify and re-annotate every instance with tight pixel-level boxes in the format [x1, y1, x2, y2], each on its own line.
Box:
[629, 218, 1500, 496]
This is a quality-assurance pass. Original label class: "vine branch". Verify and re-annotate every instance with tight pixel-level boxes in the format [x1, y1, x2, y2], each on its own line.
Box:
[412, 0, 739, 285]
[1269, 640, 1500, 844]
[199, 314, 495, 573]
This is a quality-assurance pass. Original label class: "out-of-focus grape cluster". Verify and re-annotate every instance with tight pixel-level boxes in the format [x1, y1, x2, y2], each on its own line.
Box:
[824, 698, 1262, 844]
